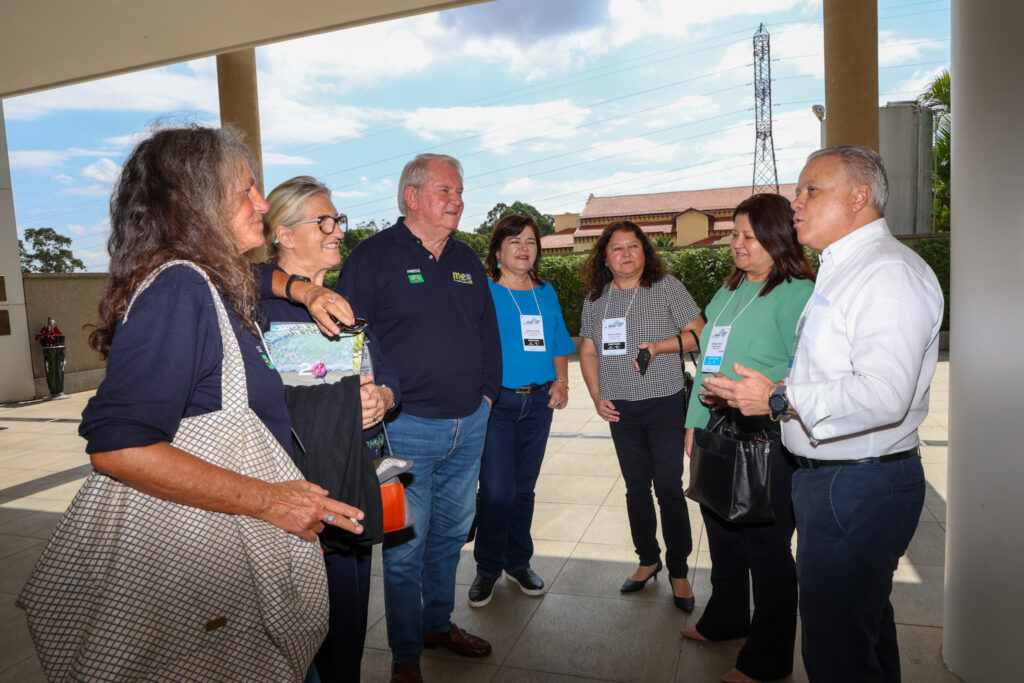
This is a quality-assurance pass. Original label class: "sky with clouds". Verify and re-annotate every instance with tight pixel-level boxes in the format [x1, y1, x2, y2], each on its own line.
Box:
[4, 0, 950, 271]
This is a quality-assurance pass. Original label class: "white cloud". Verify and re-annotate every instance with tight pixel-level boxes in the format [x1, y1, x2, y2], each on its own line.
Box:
[52, 174, 78, 185]
[82, 158, 121, 184]
[884, 65, 946, 104]
[4, 62, 218, 121]
[9, 150, 67, 169]
[580, 137, 684, 164]
[402, 100, 591, 152]
[263, 152, 315, 166]
[67, 224, 88, 235]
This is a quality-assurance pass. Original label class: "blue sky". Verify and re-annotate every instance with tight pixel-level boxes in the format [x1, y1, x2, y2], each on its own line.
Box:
[5, 0, 949, 272]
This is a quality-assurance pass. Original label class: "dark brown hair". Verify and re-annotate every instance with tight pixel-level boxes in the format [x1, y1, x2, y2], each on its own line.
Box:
[581, 220, 665, 301]
[90, 125, 259, 357]
[485, 214, 542, 284]
[725, 193, 815, 296]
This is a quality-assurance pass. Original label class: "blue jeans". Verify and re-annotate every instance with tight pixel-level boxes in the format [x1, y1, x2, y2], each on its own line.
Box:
[793, 454, 925, 683]
[474, 387, 554, 579]
[381, 397, 491, 664]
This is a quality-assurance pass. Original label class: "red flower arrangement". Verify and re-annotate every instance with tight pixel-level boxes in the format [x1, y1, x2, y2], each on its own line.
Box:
[35, 320, 64, 347]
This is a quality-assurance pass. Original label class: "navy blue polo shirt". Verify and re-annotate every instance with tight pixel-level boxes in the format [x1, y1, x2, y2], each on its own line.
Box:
[337, 218, 501, 419]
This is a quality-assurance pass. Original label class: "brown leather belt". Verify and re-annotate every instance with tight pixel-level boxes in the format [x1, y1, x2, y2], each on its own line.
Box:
[504, 381, 553, 395]
[794, 447, 919, 470]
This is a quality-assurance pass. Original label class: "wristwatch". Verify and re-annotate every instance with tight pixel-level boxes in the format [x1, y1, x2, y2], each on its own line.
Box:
[285, 273, 312, 303]
[768, 385, 788, 422]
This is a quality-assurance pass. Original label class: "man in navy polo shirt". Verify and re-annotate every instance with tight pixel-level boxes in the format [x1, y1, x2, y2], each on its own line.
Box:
[338, 154, 500, 682]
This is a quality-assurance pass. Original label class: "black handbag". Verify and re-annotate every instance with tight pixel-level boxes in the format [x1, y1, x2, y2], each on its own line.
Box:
[685, 411, 775, 523]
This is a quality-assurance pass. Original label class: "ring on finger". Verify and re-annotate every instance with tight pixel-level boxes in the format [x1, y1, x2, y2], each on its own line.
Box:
[326, 514, 334, 523]
[328, 294, 337, 303]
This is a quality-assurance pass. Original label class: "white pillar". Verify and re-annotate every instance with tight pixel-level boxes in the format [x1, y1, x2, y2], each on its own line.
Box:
[944, 0, 1024, 678]
[0, 100, 37, 402]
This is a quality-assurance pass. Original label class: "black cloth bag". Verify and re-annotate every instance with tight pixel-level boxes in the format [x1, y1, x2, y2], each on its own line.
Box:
[284, 375, 384, 549]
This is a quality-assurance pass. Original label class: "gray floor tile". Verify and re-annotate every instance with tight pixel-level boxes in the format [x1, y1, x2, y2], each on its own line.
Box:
[904, 521, 946, 567]
[534, 474, 616, 506]
[530, 503, 599, 543]
[505, 592, 683, 682]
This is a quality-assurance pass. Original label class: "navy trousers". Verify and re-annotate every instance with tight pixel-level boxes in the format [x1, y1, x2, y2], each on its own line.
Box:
[474, 387, 554, 578]
[696, 434, 798, 681]
[792, 454, 925, 683]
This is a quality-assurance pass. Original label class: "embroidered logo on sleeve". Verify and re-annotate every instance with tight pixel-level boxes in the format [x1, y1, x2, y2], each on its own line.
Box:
[451, 271, 474, 285]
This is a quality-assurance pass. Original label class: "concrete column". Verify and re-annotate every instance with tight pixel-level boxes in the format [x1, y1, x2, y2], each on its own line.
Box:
[822, 0, 879, 150]
[944, 0, 1024, 679]
[0, 100, 40, 402]
[216, 48, 263, 191]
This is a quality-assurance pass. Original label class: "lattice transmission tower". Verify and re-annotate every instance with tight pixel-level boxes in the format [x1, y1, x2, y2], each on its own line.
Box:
[752, 23, 779, 194]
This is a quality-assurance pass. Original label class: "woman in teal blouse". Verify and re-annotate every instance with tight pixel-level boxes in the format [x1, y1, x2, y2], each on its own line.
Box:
[680, 194, 815, 683]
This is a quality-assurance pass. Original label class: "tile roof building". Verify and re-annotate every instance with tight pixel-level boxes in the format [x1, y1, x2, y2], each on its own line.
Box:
[540, 184, 797, 254]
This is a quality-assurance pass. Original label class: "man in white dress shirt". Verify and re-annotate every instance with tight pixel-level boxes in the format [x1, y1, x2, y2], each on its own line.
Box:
[703, 146, 944, 682]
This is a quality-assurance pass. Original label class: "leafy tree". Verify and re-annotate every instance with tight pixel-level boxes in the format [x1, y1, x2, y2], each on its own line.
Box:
[651, 236, 675, 248]
[452, 230, 489, 255]
[338, 220, 384, 263]
[919, 70, 950, 231]
[18, 228, 85, 273]
[477, 201, 556, 237]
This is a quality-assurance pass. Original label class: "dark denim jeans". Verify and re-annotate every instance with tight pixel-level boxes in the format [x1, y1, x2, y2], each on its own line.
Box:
[381, 397, 491, 664]
[474, 387, 554, 579]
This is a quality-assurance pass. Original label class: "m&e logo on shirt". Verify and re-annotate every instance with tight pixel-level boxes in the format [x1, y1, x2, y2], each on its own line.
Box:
[451, 271, 473, 285]
[407, 269, 424, 284]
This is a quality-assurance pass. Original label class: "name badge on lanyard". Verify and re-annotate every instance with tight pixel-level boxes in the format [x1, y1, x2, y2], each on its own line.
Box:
[701, 326, 731, 373]
[521, 315, 546, 352]
[701, 279, 764, 374]
[602, 317, 627, 355]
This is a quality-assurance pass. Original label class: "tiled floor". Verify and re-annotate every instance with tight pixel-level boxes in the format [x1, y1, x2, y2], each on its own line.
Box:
[0, 358, 959, 682]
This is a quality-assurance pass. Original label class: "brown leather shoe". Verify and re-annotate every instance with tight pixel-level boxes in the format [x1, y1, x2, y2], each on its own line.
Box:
[422, 622, 492, 657]
[390, 660, 422, 683]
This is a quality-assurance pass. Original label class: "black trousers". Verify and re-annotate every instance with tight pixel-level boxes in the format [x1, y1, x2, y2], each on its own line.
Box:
[608, 389, 692, 578]
[315, 545, 372, 682]
[695, 432, 798, 681]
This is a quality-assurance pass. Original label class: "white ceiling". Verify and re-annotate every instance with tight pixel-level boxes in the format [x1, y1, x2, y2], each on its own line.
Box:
[0, 0, 490, 98]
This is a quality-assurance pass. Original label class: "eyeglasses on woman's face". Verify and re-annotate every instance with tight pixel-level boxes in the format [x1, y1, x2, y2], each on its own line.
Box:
[288, 214, 348, 235]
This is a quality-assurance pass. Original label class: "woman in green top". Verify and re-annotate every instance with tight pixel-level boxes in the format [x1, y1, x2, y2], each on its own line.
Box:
[680, 194, 814, 683]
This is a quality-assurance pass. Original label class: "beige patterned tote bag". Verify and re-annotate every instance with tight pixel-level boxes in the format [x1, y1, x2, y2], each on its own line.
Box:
[18, 261, 328, 682]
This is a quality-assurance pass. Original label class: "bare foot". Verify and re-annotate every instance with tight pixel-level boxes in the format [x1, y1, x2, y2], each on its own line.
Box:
[629, 562, 660, 582]
[670, 575, 693, 598]
[680, 626, 709, 642]
[721, 667, 759, 683]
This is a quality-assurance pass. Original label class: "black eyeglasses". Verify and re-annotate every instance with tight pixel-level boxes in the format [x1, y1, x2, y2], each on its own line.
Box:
[289, 214, 348, 234]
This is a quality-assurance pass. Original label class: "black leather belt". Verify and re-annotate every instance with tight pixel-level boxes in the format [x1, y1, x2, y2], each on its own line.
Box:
[794, 447, 919, 470]
[504, 381, 552, 394]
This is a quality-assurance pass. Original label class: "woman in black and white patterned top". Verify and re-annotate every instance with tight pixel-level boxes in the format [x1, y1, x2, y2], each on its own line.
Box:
[579, 220, 705, 612]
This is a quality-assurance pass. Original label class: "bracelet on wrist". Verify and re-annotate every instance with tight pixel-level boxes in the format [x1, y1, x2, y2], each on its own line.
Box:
[285, 273, 312, 303]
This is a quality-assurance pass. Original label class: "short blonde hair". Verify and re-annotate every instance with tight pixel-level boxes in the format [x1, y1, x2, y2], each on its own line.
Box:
[263, 176, 332, 261]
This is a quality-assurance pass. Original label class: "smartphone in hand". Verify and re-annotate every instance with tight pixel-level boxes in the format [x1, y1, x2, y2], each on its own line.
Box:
[636, 347, 652, 375]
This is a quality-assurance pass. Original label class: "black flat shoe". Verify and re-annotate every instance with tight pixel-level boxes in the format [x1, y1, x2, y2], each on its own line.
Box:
[620, 560, 662, 593]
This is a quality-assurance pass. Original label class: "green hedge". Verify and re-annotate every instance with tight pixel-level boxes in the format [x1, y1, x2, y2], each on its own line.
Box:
[539, 234, 949, 336]
[323, 234, 949, 335]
